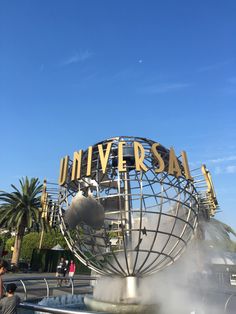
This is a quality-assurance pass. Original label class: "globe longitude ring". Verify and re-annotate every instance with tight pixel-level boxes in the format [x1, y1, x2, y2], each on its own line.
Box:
[58, 136, 199, 278]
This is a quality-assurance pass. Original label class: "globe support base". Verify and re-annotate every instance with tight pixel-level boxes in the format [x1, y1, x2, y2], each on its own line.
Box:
[84, 294, 159, 314]
[122, 276, 139, 302]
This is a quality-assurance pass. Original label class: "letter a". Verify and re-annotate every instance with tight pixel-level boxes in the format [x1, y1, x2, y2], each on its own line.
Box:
[168, 147, 181, 177]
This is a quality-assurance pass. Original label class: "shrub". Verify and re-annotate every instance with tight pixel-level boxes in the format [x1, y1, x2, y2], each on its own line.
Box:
[5, 230, 68, 262]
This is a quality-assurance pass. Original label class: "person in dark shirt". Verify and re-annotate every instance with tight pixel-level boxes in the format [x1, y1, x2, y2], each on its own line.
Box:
[56, 257, 66, 287]
[63, 260, 69, 285]
[0, 283, 20, 314]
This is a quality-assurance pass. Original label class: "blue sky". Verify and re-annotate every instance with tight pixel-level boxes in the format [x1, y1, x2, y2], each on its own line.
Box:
[0, 1, 236, 228]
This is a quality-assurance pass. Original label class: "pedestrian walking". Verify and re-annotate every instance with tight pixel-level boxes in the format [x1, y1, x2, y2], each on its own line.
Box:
[64, 259, 69, 285]
[56, 257, 66, 287]
[68, 260, 76, 287]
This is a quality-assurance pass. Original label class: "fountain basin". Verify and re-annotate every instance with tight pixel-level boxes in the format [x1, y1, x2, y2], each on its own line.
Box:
[84, 294, 158, 314]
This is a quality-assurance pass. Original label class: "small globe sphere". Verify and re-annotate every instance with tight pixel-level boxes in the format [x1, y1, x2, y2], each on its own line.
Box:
[59, 136, 199, 277]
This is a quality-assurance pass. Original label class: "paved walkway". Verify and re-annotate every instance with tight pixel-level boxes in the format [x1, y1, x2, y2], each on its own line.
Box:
[3, 272, 91, 280]
[2, 272, 93, 301]
[4, 272, 55, 280]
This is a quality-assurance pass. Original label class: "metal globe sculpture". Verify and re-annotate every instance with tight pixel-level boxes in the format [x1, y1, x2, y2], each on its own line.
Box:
[57, 136, 199, 278]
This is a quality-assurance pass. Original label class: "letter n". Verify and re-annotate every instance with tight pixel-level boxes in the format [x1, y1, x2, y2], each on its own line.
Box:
[71, 150, 83, 181]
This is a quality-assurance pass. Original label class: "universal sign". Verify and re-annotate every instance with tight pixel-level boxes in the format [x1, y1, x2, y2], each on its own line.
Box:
[59, 141, 193, 186]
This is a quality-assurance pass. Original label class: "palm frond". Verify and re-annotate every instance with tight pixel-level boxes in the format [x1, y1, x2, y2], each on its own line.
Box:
[211, 218, 236, 238]
[0, 177, 44, 231]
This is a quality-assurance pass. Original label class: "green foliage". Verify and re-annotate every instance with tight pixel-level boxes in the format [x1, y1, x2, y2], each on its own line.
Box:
[0, 177, 50, 264]
[225, 241, 236, 252]
[4, 237, 15, 259]
[5, 231, 68, 261]
[204, 218, 236, 252]
[20, 233, 40, 261]
[0, 232, 11, 246]
[42, 229, 68, 250]
[0, 177, 43, 231]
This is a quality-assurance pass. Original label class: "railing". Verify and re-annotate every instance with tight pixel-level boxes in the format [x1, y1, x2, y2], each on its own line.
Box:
[4, 274, 236, 313]
[3, 275, 96, 301]
[4, 274, 98, 313]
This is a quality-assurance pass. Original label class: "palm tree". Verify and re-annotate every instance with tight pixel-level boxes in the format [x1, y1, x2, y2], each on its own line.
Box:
[0, 177, 44, 265]
[201, 218, 236, 251]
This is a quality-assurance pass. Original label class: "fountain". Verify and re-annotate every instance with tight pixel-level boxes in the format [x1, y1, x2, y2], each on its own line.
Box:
[39, 136, 224, 313]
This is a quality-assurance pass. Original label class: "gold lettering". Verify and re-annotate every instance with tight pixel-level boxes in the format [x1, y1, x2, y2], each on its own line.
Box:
[98, 142, 112, 173]
[201, 164, 217, 206]
[151, 143, 165, 173]
[59, 156, 69, 185]
[181, 151, 193, 181]
[86, 146, 93, 176]
[168, 147, 181, 177]
[134, 141, 148, 172]
[118, 142, 126, 172]
[71, 150, 83, 181]
[41, 179, 48, 218]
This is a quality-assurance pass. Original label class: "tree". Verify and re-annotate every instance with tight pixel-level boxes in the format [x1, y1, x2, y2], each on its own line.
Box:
[0, 177, 45, 265]
[211, 218, 236, 238]
[202, 218, 236, 251]
[5, 231, 68, 262]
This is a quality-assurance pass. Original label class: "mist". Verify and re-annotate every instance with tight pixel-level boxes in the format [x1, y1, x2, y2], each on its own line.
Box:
[93, 219, 236, 313]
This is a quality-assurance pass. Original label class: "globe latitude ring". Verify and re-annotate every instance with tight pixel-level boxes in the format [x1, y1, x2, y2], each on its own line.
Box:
[58, 136, 199, 278]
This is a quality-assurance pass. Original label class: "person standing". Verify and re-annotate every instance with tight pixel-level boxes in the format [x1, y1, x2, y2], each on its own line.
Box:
[68, 260, 76, 287]
[0, 260, 8, 298]
[56, 257, 66, 287]
[0, 283, 20, 314]
[63, 260, 69, 285]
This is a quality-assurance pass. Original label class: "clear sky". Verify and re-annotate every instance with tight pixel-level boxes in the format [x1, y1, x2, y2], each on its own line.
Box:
[0, 1, 236, 228]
